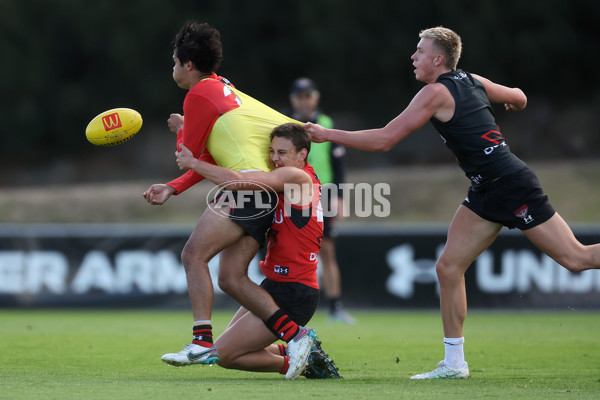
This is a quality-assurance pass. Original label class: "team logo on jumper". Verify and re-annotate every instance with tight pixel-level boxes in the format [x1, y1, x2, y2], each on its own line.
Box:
[274, 265, 289, 275]
[481, 130, 504, 144]
[102, 113, 122, 131]
[514, 204, 534, 224]
[481, 129, 507, 155]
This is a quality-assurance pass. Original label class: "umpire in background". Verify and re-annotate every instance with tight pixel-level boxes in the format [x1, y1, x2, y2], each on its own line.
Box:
[287, 77, 356, 325]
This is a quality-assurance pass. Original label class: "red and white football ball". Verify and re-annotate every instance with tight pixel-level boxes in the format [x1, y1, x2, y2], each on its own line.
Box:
[85, 108, 143, 146]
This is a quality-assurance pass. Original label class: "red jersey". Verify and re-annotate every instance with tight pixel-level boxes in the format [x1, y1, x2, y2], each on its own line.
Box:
[260, 163, 324, 289]
[168, 74, 298, 194]
[168, 74, 240, 193]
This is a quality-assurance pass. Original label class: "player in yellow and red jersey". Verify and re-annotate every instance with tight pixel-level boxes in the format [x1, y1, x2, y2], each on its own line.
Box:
[168, 74, 300, 193]
[142, 22, 315, 378]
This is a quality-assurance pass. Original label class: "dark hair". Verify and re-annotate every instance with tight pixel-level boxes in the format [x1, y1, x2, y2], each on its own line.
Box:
[173, 22, 223, 73]
[270, 123, 311, 159]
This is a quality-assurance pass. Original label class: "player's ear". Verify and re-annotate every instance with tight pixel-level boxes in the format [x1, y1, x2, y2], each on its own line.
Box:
[298, 148, 308, 161]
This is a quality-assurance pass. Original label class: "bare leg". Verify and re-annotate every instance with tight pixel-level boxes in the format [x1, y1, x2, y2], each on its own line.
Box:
[523, 212, 600, 272]
[215, 307, 283, 372]
[319, 238, 341, 298]
[226, 305, 249, 329]
[436, 206, 502, 338]
[217, 236, 280, 321]
[182, 204, 246, 321]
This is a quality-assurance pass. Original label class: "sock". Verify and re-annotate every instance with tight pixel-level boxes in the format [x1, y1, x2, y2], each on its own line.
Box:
[265, 309, 300, 342]
[277, 343, 287, 356]
[192, 324, 213, 348]
[443, 337, 465, 369]
[328, 297, 342, 314]
[279, 355, 290, 375]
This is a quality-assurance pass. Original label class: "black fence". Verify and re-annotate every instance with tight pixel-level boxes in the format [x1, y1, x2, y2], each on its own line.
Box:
[1, 223, 599, 309]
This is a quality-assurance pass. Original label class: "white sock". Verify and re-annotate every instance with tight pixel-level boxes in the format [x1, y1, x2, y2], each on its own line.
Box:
[443, 337, 465, 369]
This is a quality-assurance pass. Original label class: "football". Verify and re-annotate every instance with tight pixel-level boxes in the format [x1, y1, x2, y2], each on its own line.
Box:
[85, 108, 143, 146]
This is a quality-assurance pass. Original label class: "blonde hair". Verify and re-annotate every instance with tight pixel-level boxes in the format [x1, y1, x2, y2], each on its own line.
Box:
[419, 27, 462, 70]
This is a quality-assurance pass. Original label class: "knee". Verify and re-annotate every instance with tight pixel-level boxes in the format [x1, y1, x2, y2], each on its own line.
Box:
[180, 244, 195, 271]
[181, 243, 211, 273]
[435, 257, 464, 284]
[559, 257, 586, 273]
[565, 265, 583, 273]
[218, 274, 242, 296]
[551, 247, 590, 272]
[214, 346, 236, 369]
[435, 257, 450, 279]
[213, 341, 245, 370]
[215, 353, 236, 369]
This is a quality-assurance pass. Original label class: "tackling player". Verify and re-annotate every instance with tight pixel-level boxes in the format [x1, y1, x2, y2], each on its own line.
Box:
[174, 123, 340, 379]
[286, 77, 355, 325]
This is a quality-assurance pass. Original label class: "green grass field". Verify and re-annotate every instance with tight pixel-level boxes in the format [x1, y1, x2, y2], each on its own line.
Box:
[1, 309, 599, 399]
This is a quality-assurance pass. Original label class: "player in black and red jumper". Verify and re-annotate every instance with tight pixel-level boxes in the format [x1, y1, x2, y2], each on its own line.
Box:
[307, 26, 600, 379]
[175, 122, 340, 379]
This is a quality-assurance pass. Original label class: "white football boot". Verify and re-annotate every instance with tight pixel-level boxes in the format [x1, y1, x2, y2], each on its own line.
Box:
[161, 343, 218, 367]
[328, 309, 357, 325]
[410, 361, 470, 379]
[285, 327, 317, 380]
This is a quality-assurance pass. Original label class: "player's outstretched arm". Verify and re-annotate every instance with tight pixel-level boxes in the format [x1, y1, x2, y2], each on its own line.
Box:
[176, 143, 242, 184]
[471, 74, 527, 112]
[176, 143, 312, 193]
[306, 83, 447, 152]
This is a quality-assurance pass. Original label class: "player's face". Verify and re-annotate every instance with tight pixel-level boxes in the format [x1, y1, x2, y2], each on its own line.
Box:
[411, 38, 440, 83]
[290, 91, 319, 121]
[270, 136, 305, 169]
[172, 54, 190, 89]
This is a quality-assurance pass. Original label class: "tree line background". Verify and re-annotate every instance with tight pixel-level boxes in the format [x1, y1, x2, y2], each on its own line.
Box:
[1, 0, 599, 187]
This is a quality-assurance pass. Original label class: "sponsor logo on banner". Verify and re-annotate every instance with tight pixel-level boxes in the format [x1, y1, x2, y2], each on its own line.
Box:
[384, 244, 600, 299]
[386, 244, 444, 298]
[2, 227, 600, 308]
[0, 250, 265, 295]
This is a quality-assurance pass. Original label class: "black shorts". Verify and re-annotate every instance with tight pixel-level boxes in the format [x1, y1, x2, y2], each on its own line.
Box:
[462, 167, 555, 230]
[260, 278, 320, 326]
[212, 189, 277, 247]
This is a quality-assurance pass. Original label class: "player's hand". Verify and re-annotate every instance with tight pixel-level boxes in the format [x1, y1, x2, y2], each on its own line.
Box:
[175, 143, 197, 171]
[143, 184, 176, 205]
[167, 113, 184, 134]
[305, 122, 327, 143]
[504, 102, 525, 112]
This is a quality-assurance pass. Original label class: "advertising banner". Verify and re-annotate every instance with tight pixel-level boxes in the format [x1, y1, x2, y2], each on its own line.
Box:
[336, 224, 600, 309]
[1, 224, 599, 309]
